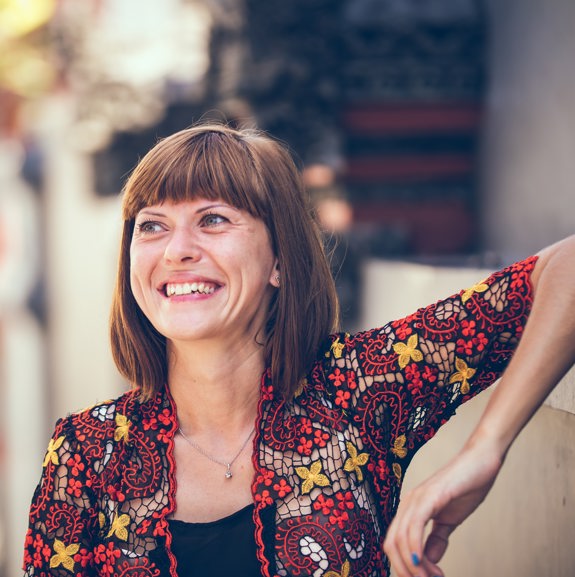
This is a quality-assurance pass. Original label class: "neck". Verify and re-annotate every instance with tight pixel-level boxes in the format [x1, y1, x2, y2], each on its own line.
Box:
[167, 338, 264, 436]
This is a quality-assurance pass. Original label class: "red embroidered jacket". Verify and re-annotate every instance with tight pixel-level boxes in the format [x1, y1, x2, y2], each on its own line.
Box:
[24, 257, 536, 576]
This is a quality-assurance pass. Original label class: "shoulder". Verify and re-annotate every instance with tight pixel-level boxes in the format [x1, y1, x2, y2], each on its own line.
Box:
[62, 389, 139, 435]
[52, 388, 172, 462]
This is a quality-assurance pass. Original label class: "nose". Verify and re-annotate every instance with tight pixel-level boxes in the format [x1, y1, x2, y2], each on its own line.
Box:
[163, 227, 201, 263]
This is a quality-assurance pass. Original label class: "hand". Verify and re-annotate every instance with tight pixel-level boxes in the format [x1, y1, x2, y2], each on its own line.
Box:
[383, 441, 504, 577]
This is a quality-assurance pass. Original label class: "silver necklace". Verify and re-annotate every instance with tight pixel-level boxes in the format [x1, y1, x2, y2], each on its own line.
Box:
[177, 425, 255, 479]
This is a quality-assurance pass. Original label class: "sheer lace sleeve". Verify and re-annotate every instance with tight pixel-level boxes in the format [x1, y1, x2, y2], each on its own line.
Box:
[23, 416, 99, 575]
[322, 255, 538, 480]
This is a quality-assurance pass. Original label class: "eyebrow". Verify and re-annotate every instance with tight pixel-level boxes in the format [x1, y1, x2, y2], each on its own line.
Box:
[197, 203, 239, 214]
[136, 209, 165, 218]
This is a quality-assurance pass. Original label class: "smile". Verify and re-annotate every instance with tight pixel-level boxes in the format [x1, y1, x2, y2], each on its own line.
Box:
[165, 282, 217, 297]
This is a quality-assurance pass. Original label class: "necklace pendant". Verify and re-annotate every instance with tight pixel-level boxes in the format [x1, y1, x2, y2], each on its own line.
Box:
[225, 464, 233, 479]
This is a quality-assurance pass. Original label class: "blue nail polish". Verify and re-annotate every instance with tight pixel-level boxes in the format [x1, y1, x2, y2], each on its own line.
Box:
[411, 552, 420, 566]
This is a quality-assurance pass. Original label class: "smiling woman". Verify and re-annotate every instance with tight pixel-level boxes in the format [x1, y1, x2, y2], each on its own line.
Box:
[23, 124, 575, 577]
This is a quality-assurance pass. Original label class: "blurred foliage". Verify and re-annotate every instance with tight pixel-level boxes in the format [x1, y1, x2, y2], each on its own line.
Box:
[0, 0, 57, 97]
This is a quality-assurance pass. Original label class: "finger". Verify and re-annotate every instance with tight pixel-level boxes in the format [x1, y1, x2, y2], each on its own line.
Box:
[384, 522, 413, 577]
[404, 512, 427, 574]
[385, 500, 428, 576]
[424, 522, 453, 565]
[421, 554, 444, 577]
[384, 515, 421, 577]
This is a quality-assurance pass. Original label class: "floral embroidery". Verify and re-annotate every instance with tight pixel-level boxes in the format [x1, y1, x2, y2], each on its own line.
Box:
[49, 539, 79, 571]
[294, 379, 306, 397]
[93, 542, 121, 565]
[297, 436, 313, 456]
[43, 436, 65, 467]
[449, 357, 477, 394]
[296, 460, 330, 494]
[255, 489, 274, 506]
[335, 389, 351, 408]
[343, 441, 369, 482]
[391, 435, 408, 459]
[327, 336, 346, 359]
[73, 547, 94, 569]
[325, 559, 351, 577]
[273, 478, 292, 498]
[393, 334, 424, 369]
[107, 512, 131, 540]
[313, 429, 330, 447]
[461, 280, 489, 303]
[329, 368, 346, 387]
[392, 462, 403, 482]
[313, 494, 335, 515]
[114, 413, 131, 442]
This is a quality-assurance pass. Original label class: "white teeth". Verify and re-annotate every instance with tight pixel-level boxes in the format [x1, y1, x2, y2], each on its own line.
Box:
[166, 282, 216, 296]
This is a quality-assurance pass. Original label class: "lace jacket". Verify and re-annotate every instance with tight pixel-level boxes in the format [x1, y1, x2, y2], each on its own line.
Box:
[24, 256, 537, 576]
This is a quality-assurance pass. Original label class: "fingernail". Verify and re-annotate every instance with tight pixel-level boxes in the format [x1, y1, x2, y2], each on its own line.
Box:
[411, 552, 420, 566]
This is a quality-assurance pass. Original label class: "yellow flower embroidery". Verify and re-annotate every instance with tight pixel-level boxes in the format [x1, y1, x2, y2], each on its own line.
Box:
[343, 441, 369, 482]
[49, 539, 79, 571]
[296, 460, 330, 494]
[107, 512, 130, 540]
[391, 435, 408, 459]
[325, 559, 351, 577]
[449, 357, 477, 395]
[98, 512, 106, 529]
[326, 337, 345, 359]
[392, 462, 402, 482]
[114, 413, 131, 442]
[461, 280, 489, 303]
[294, 379, 306, 398]
[393, 334, 423, 369]
[43, 436, 65, 467]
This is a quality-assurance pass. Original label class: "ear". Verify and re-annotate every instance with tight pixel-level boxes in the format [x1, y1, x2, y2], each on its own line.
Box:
[269, 260, 280, 288]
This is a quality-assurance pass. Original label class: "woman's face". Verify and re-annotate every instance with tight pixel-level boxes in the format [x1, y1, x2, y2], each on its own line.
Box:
[130, 198, 278, 347]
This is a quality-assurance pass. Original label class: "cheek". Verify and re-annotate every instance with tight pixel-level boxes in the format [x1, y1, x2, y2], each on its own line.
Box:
[128, 249, 148, 304]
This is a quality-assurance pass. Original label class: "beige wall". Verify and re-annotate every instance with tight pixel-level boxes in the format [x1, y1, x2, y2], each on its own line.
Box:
[481, 0, 575, 261]
[1, 97, 126, 577]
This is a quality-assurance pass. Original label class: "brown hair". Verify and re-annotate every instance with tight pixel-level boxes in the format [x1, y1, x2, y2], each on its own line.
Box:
[110, 124, 339, 400]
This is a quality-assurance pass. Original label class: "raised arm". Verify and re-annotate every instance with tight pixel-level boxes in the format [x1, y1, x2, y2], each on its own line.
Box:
[383, 235, 575, 577]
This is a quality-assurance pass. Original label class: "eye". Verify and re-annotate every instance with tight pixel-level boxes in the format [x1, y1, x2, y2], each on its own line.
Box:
[201, 212, 228, 227]
[135, 220, 164, 235]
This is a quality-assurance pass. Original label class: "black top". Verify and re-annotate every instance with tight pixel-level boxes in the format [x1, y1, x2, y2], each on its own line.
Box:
[168, 504, 261, 576]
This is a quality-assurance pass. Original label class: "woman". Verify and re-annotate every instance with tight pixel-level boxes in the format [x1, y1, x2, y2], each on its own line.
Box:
[23, 125, 575, 577]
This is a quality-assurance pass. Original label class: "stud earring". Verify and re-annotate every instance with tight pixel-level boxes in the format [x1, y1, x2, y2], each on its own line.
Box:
[275, 274, 280, 286]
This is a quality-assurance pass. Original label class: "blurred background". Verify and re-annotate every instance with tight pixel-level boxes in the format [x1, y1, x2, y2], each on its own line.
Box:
[1, 0, 574, 575]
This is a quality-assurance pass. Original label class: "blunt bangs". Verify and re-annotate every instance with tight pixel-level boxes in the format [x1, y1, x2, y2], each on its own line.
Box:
[121, 127, 270, 222]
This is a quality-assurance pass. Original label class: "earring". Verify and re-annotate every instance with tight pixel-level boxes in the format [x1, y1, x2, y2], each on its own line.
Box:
[275, 274, 280, 286]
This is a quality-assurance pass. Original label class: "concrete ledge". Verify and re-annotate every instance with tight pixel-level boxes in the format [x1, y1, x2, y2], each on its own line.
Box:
[546, 364, 575, 414]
